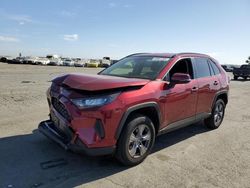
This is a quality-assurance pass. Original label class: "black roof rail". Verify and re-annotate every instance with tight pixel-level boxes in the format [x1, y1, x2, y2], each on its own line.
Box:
[174, 52, 208, 56]
[125, 53, 150, 58]
[170, 54, 177, 58]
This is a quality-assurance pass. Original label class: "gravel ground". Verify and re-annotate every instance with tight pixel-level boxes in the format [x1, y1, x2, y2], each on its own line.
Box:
[0, 63, 249, 188]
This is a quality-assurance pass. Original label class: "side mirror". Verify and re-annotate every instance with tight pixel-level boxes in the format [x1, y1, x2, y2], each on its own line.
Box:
[171, 73, 191, 83]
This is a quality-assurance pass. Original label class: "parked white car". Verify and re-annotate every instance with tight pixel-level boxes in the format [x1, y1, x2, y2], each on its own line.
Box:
[62, 58, 75, 66]
[46, 55, 62, 66]
[34, 57, 50, 65]
[74, 59, 88, 67]
[101, 57, 111, 68]
[48, 58, 62, 66]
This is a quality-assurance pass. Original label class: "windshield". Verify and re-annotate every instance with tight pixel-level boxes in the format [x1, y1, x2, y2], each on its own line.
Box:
[241, 65, 250, 69]
[100, 56, 170, 80]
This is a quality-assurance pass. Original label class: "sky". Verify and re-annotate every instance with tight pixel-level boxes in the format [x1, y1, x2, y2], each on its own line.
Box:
[0, 0, 249, 64]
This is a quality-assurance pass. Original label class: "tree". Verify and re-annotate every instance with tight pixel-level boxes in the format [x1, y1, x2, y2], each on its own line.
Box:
[246, 56, 250, 64]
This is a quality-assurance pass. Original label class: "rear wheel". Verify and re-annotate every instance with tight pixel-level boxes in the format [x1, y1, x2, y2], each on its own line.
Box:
[116, 114, 155, 166]
[234, 76, 238, 80]
[205, 99, 225, 129]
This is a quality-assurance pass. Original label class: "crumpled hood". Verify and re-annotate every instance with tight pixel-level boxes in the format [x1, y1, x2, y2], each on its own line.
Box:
[52, 73, 150, 91]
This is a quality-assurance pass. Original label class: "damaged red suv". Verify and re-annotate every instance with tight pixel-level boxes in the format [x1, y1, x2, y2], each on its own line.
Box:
[39, 53, 229, 166]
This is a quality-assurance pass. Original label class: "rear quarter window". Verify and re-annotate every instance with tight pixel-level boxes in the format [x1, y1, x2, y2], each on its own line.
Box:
[208, 59, 221, 75]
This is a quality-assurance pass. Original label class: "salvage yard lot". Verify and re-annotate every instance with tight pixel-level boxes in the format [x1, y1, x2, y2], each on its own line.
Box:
[0, 63, 250, 188]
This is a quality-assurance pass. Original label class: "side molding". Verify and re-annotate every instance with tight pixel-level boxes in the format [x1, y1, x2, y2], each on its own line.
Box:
[158, 112, 211, 135]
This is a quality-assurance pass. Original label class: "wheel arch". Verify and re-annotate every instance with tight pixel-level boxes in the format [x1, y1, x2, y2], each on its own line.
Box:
[115, 102, 161, 140]
[212, 90, 228, 109]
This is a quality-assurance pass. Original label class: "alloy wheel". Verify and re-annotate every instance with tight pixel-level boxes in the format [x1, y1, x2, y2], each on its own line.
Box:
[214, 102, 224, 127]
[128, 124, 151, 158]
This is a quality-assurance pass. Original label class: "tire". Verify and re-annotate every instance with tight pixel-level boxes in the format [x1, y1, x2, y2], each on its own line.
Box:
[243, 77, 247, 80]
[116, 114, 155, 166]
[234, 76, 238, 80]
[205, 99, 225, 129]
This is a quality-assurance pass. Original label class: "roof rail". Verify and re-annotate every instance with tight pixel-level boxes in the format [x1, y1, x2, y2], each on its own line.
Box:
[174, 52, 208, 57]
[125, 53, 150, 58]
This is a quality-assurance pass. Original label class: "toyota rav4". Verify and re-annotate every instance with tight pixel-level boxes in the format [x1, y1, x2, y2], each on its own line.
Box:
[38, 53, 229, 166]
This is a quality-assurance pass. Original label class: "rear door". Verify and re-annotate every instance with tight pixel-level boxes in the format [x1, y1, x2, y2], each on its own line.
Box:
[193, 57, 220, 114]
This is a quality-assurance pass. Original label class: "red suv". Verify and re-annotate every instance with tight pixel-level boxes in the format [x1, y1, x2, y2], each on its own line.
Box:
[39, 53, 229, 166]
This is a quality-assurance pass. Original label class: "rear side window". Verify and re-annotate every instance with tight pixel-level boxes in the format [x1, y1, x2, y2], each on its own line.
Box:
[194, 58, 211, 78]
[208, 59, 220, 75]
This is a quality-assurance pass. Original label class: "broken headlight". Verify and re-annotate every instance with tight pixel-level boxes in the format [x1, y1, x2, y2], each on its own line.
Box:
[71, 93, 120, 109]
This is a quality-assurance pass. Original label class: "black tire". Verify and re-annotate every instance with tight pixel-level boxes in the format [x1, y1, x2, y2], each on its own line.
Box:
[243, 77, 247, 80]
[234, 76, 238, 80]
[116, 114, 155, 166]
[205, 99, 225, 129]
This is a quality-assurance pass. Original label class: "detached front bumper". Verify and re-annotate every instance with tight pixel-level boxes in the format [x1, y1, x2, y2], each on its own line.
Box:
[38, 120, 115, 156]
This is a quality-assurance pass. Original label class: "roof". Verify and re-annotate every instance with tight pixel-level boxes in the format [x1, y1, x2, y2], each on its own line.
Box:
[129, 52, 210, 58]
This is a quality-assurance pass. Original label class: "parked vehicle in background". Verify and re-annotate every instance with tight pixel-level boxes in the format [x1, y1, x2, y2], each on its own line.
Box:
[86, 59, 100, 67]
[47, 59, 63, 66]
[111, 59, 119, 65]
[73, 58, 81, 62]
[23, 56, 38, 64]
[62, 58, 75, 66]
[34, 57, 50, 65]
[9, 57, 25, 64]
[22, 56, 30, 64]
[46, 54, 60, 59]
[74, 59, 87, 67]
[0, 56, 15, 63]
[38, 52, 229, 166]
[221, 65, 234, 72]
[233, 64, 250, 80]
[101, 57, 111, 68]
[46, 54, 62, 66]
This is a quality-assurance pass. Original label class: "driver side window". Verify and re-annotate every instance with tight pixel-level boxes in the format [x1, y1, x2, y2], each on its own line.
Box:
[165, 58, 194, 81]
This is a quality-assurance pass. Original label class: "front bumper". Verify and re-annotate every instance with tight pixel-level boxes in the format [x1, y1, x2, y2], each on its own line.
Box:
[38, 120, 115, 156]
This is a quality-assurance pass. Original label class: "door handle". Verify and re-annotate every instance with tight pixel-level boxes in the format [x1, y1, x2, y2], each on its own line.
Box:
[213, 81, 218, 86]
[191, 87, 198, 92]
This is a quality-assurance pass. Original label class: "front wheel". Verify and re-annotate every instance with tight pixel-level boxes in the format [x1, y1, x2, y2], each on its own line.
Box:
[116, 114, 155, 166]
[205, 99, 225, 129]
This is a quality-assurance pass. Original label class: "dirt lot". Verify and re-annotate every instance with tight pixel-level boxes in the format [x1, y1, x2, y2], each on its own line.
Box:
[0, 63, 250, 188]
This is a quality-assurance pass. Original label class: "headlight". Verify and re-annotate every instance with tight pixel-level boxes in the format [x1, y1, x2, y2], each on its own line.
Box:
[71, 93, 120, 109]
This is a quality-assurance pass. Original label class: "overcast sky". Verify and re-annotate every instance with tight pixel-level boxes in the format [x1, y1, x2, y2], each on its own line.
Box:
[0, 0, 249, 64]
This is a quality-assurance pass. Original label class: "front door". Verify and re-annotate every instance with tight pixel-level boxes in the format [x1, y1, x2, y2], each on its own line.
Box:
[162, 58, 198, 127]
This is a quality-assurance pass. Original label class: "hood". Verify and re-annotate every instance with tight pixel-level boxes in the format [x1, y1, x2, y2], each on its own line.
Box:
[52, 73, 149, 91]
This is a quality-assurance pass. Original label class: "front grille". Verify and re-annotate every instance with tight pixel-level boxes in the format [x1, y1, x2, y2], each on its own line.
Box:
[51, 97, 71, 121]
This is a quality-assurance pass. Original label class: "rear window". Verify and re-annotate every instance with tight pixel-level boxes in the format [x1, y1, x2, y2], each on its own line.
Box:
[194, 58, 211, 78]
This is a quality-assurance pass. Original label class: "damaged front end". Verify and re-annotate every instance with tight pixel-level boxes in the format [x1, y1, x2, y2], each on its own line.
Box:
[38, 73, 147, 156]
[38, 120, 115, 156]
